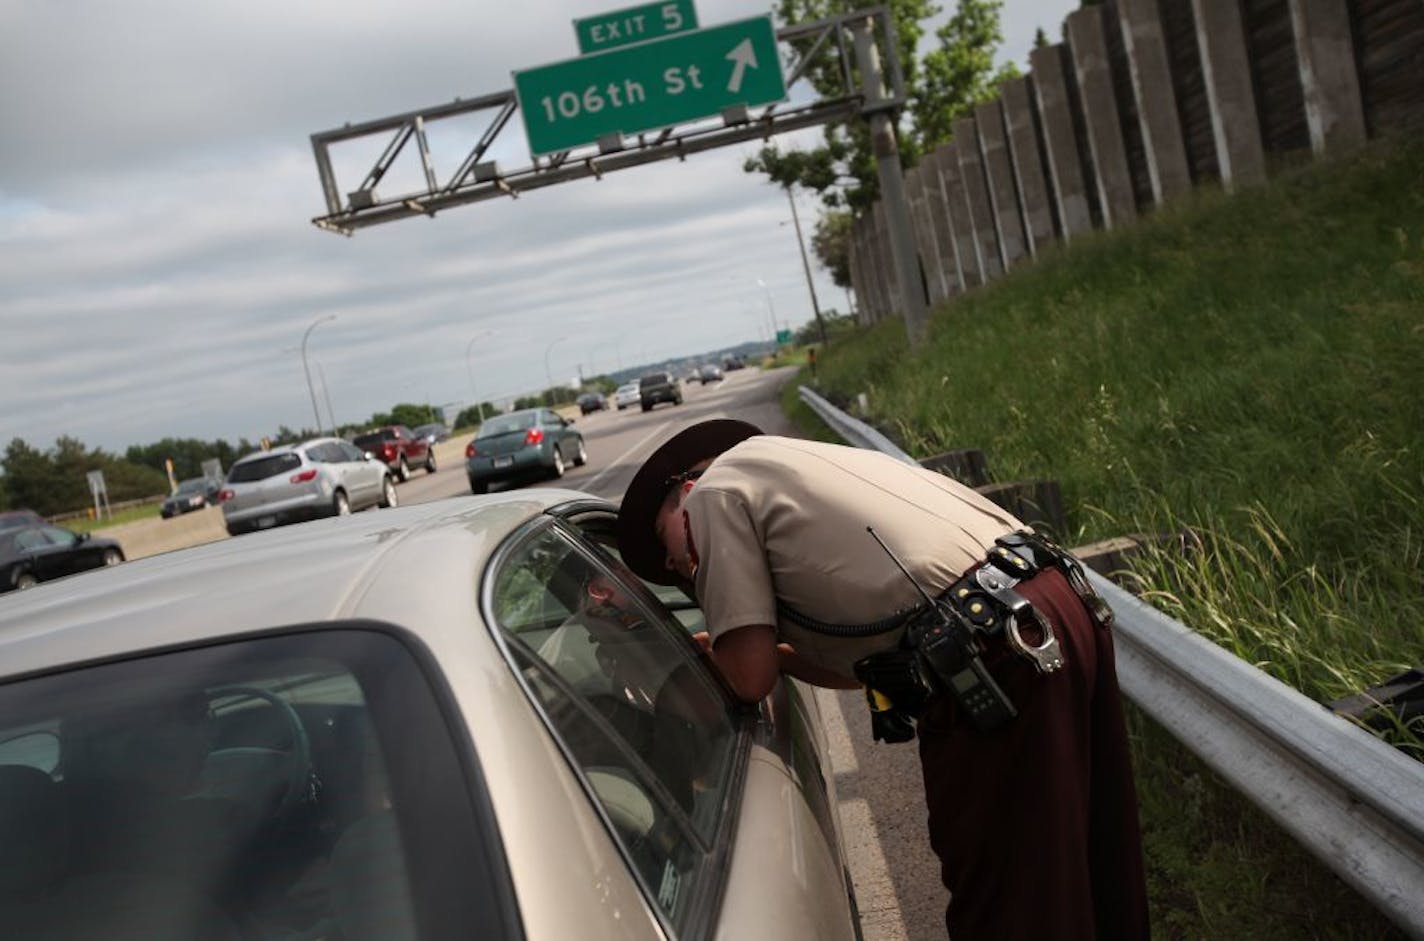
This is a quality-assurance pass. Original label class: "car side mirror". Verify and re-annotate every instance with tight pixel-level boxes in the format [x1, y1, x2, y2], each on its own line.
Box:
[363, 452, 375, 461]
[76, 532, 89, 544]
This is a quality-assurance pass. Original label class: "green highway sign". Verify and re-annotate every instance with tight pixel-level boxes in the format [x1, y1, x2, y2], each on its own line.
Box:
[776, 328, 792, 344]
[514, 15, 785, 157]
[575, 0, 698, 54]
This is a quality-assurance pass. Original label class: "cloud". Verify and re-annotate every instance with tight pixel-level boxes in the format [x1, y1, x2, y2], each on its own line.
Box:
[0, 0, 1073, 453]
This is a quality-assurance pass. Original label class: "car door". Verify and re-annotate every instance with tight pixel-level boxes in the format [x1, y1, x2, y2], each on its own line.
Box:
[396, 425, 426, 464]
[338, 441, 384, 506]
[22, 527, 87, 580]
[540, 505, 859, 940]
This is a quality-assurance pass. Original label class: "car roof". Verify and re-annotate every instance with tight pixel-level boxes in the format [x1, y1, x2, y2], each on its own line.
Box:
[0, 490, 603, 681]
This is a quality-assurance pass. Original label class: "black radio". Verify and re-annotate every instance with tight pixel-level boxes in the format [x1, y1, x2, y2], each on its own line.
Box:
[867, 528, 1019, 734]
[909, 600, 1017, 732]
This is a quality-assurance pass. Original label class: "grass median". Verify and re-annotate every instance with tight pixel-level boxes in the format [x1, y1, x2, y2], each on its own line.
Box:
[790, 138, 1424, 938]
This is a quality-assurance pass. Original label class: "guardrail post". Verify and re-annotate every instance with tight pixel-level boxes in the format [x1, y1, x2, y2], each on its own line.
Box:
[1001, 78, 1057, 257]
[975, 100, 1029, 269]
[953, 117, 1004, 281]
[1117, 0, 1193, 203]
[1191, 0, 1268, 188]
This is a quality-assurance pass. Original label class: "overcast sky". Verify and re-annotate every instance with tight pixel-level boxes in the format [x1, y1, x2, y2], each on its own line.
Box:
[0, 0, 1074, 453]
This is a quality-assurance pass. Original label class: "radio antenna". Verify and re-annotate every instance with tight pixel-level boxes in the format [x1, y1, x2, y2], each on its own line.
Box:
[866, 526, 937, 608]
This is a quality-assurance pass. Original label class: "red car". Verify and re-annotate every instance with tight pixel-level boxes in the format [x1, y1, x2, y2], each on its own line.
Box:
[352, 425, 436, 482]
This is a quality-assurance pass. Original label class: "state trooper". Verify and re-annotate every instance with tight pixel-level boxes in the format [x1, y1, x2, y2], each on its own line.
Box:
[617, 420, 1149, 939]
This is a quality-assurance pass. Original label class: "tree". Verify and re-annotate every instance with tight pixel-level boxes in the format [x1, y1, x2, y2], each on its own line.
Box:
[2, 438, 56, 515]
[454, 404, 496, 430]
[746, 0, 1015, 206]
[811, 210, 855, 288]
[913, 0, 1021, 147]
[1034, 27, 1050, 49]
[744, 0, 934, 211]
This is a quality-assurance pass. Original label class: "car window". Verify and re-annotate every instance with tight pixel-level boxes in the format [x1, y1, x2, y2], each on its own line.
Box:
[175, 479, 207, 495]
[11, 527, 50, 551]
[0, 630, 516, 941]
[478, 412, 536, 438]
[229, 453, 302, 482]
[38, 526, 77, 547]
[489, 523, 737, 929]
[337, 441, 366, 463]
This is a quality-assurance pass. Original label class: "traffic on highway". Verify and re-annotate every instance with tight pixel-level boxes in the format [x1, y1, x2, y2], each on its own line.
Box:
[0, 364, 953, 940]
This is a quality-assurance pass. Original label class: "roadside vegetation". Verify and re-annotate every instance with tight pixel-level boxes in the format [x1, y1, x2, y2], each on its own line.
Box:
[787, 139, 1424, 938]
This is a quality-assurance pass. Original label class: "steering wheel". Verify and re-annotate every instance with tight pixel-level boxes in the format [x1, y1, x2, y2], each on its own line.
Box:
[200, 685, 315, 822]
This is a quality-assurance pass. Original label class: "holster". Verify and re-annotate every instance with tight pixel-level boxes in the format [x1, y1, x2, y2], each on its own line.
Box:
[853, 645, 933, 743]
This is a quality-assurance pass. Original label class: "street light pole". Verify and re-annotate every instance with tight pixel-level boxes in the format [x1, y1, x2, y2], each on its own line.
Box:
[785, 186, 828, 346]
[301, 315, 337, 435]
[316, 361, 337, 432]
[543, 337, 568, 398]
[466, 330, 496, 424]
[756, 279, 778, 344]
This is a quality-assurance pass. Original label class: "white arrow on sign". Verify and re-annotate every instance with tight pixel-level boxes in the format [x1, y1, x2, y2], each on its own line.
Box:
[725, 38, 758, 93]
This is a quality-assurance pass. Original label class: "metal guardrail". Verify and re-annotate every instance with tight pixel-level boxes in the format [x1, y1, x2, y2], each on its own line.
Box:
[798, 385, 1424, 937]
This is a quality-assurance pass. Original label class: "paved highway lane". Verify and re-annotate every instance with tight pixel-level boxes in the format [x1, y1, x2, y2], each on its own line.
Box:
[399, 366, 947, 941]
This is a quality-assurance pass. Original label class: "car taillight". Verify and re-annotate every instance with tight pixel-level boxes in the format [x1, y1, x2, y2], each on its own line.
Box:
[525, 428, 544, 446]
[290, 469, 319, 483]
[217, 489, 234, 503]
[383, 443, 397, 457]
[465, 442, 477, 458]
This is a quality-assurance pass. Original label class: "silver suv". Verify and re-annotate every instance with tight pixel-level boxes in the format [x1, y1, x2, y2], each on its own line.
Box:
[220, 437, 396, 536]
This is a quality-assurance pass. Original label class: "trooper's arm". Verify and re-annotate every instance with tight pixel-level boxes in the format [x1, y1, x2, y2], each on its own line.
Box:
[704, 625, 860, 702]
[705, 625, 780, 702]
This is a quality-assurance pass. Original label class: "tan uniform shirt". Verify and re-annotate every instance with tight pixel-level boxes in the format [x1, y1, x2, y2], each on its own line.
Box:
[687, 436, 1025, 677]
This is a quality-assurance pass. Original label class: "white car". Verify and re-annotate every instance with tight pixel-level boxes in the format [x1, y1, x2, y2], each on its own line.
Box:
[220, 437, 396, 536]
[614, 381, 641, 410]
[0, 493, 861, 941]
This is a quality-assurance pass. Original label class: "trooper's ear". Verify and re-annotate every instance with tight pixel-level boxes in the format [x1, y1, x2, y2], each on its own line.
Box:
[679, 478, 697, 497]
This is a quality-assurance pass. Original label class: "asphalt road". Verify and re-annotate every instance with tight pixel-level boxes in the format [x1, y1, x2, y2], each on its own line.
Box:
[399, 366, 947, 940]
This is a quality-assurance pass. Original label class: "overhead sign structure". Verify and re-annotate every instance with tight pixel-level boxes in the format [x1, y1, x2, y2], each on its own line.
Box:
[575, 0, 698, 54]
[514, 15, 785, 157]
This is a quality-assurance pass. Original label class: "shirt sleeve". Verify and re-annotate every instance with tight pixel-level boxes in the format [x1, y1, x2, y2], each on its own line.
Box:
[686, 487, 778, 644]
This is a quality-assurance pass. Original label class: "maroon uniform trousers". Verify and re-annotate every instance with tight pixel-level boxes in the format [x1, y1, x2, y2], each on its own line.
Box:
[916, 567, 1149, 940]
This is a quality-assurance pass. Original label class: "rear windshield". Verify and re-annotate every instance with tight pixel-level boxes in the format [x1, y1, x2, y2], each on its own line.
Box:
[227, 453, 301, 483]
[477, 413, 537, 438]
[174, 479, 208, 495]
[639, 374, 669, 387]
[353, 431, 394, 449]
[0, 630, 517, 940]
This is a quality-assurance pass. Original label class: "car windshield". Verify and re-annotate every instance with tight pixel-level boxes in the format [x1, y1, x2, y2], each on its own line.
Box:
[617, 384, 637, 394]
[174, 479, 208, 495]
[477, 412, 537, 438]
[227, 453, 301, 483]
[0, 630, 513, 940]
[352, 431, 394, 450]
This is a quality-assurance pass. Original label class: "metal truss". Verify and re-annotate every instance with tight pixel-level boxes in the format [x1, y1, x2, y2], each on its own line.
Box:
[309, 6, 904, 235]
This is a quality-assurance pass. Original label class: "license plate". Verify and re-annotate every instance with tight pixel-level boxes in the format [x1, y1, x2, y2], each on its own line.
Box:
[493, 456, 514, 469]
[257, 516, 276, 529]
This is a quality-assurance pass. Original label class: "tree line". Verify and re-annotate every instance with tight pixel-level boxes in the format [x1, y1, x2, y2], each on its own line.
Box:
[0, 383, 624, 517]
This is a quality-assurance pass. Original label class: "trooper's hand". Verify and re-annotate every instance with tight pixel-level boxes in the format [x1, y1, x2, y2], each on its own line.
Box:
[690, 630, 713, 654]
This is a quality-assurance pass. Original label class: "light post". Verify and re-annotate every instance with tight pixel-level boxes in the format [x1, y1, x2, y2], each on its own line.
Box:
[301, 315, 337, 435]
[784, 185, 828, 346]
[756, 279, 779, 344]
[465, 330, 497, 424]
[316, 361, 337, 432]
[543, 337, 568, 399]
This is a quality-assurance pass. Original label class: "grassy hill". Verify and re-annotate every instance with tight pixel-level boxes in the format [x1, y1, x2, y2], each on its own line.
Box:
[791, 138, 1424, 938]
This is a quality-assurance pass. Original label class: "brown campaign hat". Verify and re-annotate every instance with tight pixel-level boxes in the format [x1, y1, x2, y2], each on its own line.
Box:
[617, 419, 762, 585]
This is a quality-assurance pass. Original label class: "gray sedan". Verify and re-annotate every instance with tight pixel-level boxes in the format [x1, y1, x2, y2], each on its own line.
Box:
[465, 408, 587, 494]
[0, 494, 861, 940]
[220, 437, 396, 536]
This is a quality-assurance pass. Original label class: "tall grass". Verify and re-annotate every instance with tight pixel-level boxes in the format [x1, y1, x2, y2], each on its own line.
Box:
[795, 139, 1424, 937]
